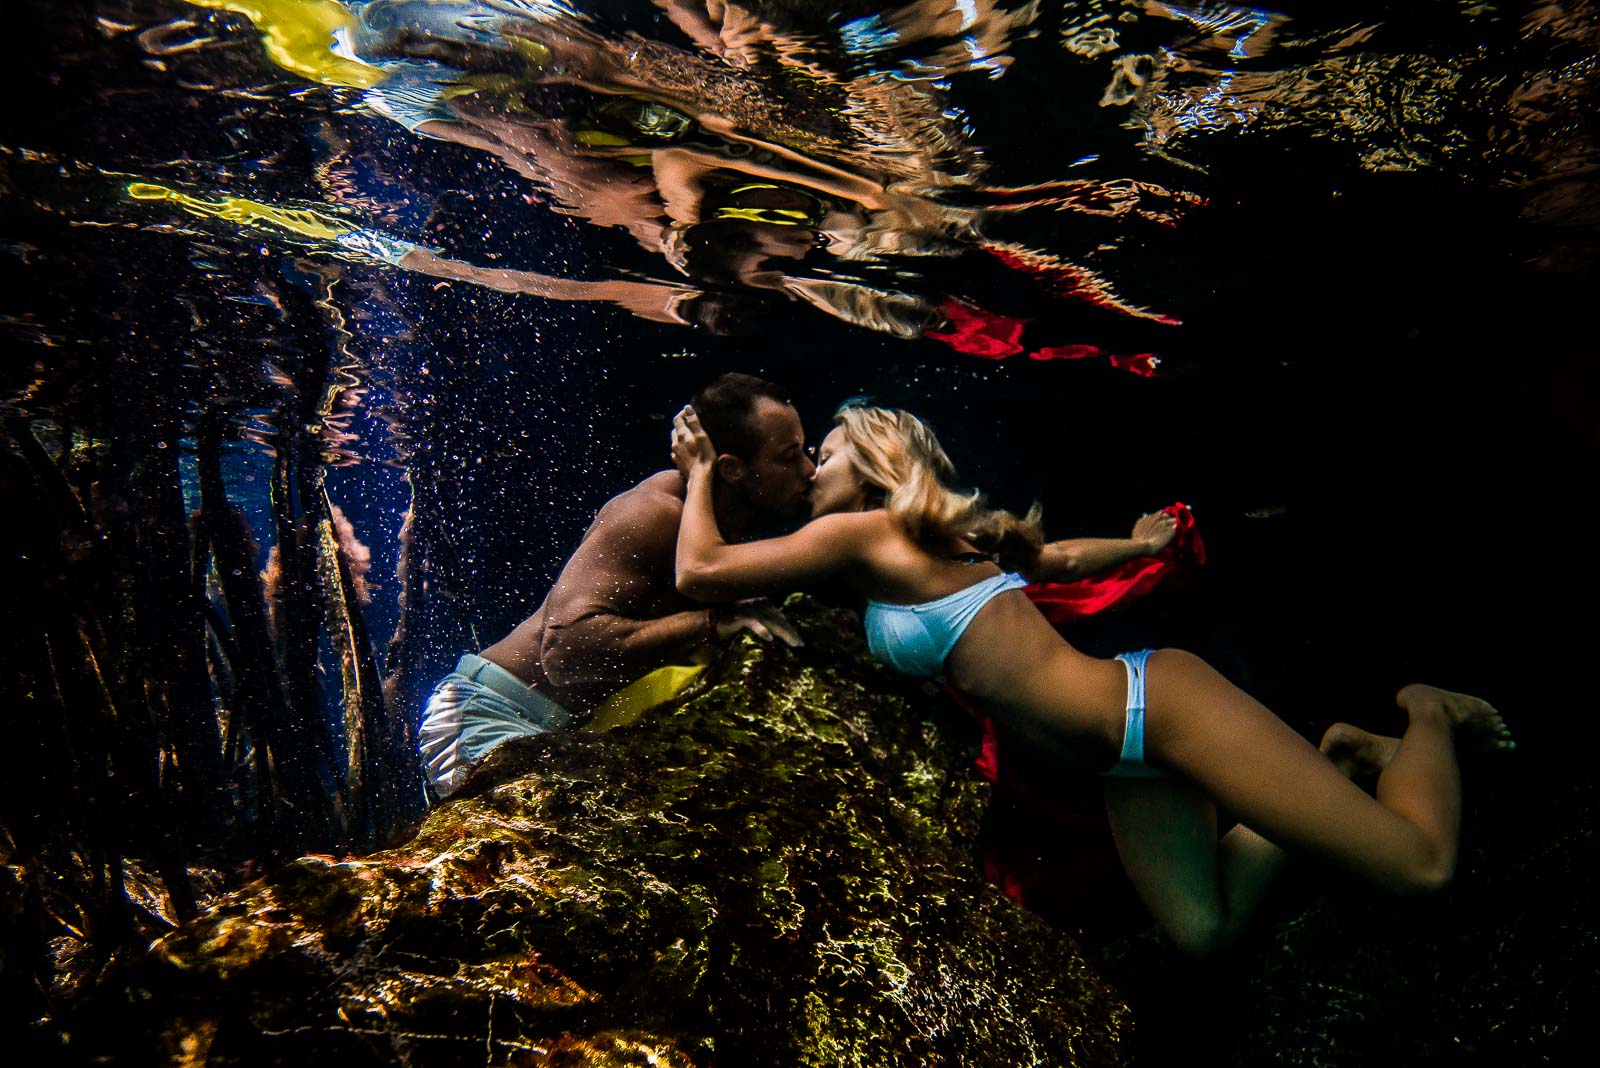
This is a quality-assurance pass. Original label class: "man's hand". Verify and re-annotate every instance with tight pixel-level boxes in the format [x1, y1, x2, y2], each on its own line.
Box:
[671, 405, 718, 478]
[715, 599, 804, 648]
[1131, 510, 1179, 555]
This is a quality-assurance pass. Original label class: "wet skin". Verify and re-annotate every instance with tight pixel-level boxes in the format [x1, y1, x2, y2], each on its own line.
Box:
[675, 415, 1512, 955]
[482, 397, 814, 711]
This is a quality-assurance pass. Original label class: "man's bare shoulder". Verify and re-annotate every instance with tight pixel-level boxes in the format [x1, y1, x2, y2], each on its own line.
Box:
[586, 470, 686, 543]
[632, 469, 688, 504]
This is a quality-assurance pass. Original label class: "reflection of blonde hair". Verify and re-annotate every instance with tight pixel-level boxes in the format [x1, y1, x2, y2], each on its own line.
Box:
[834, 405, 1044, 570]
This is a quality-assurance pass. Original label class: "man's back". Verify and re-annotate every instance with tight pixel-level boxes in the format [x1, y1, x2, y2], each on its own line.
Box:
[483, 470, 695, 712]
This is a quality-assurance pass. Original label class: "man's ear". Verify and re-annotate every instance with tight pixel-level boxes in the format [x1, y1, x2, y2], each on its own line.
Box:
[714, 454, 745, 485]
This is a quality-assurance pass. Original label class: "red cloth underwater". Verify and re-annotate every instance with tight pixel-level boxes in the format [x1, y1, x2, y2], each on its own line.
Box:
[1024, 503, 1205, 625]
[968, 503, 1206, 918]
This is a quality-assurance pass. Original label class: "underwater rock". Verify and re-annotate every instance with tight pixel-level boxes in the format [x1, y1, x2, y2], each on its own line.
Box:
[74, 598, 1130, 1066]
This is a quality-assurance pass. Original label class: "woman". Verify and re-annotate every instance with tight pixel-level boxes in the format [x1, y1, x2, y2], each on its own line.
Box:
[670, 403, 1512, 956]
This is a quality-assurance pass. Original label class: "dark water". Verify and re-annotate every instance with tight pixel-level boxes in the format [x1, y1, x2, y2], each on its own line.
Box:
[4, 0, 1598, 1058]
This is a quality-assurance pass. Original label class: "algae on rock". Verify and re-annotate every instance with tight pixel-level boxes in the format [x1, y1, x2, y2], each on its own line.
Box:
[78, 598, 1130, 1066]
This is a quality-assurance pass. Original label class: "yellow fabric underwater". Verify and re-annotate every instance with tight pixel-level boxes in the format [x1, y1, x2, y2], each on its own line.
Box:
[587, 664, 706, 731]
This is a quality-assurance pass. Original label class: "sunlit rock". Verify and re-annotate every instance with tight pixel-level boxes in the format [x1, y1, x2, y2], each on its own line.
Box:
[77, 598, 1130, 1066]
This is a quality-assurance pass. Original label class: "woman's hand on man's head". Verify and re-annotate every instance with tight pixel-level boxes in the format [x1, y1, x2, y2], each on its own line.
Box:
[671, 405, 719, 477]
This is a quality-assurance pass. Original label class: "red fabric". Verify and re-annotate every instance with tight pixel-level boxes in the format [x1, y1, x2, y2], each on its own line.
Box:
[1023, 503, 1205, 627]
[967, 503, 1206, 912]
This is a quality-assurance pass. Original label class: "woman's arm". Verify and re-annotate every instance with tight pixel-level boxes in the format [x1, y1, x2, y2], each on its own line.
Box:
[1022, 510, 1178, 583]
[671, 407, 874, 602]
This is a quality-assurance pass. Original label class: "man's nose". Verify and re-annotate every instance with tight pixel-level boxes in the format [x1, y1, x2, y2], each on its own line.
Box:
[802, 454, 817, 480]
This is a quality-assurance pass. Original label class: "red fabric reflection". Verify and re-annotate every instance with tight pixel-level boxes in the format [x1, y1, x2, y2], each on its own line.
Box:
[1029, 343, 1102, 361]
[925, 298, 1028, 359]
[926, 300, 1169, 377]
[1107, 352, 1164, 378]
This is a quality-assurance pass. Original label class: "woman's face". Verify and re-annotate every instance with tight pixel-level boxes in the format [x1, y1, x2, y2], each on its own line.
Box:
[809, 426, 870, 518]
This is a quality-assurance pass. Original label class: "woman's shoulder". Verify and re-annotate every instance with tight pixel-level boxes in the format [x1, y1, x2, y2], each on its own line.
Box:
[802, 509, 898, 543]
[793, 511, 913, 571]
[825, 512, 942, 576]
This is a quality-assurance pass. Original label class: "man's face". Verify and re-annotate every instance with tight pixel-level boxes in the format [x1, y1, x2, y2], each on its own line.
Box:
[732, 397, 815, 520]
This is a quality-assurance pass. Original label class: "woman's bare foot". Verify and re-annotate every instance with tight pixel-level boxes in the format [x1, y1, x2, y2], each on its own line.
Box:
[1319, 722, 1402, 777]
[1397, 683, 1516, 750]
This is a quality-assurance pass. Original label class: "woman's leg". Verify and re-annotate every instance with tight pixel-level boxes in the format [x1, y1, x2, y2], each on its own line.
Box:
[1141, 650, 1509, 895]
[1102, 777, 1287, 957]
[1104, 721, 1408, 955]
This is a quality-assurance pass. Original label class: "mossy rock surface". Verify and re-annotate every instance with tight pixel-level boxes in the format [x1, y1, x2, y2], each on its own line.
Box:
[77, 598, 1130, 1066]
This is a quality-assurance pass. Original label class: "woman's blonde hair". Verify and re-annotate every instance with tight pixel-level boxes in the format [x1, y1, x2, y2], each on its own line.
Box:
[833, 405, 1044, 571]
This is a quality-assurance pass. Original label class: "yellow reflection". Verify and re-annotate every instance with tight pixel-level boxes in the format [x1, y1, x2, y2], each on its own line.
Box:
[186, 0, 387, 88]
[127, 181, 354, 241]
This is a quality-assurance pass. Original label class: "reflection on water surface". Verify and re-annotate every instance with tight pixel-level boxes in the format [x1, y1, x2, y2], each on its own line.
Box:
[25, 0, 1594, 375]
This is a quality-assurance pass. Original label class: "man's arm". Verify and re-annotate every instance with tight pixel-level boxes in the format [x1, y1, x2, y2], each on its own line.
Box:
[1021, 510, 1179, 583]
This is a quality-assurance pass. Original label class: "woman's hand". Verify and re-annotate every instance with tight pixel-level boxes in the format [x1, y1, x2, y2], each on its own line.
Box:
[671, 405, 718, 478]
[1131, 509, 1178, 555]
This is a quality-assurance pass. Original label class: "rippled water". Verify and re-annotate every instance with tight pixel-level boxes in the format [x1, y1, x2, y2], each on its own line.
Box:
[4, 0, 1599, 1050]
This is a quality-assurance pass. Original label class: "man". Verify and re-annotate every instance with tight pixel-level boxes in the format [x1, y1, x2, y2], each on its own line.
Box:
[419, 373, 815, 798]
